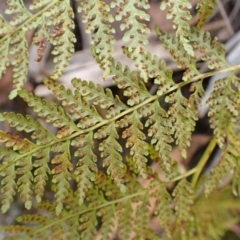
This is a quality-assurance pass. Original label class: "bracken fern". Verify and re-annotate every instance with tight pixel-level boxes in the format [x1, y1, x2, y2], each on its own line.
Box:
[1, 0, 240, 239]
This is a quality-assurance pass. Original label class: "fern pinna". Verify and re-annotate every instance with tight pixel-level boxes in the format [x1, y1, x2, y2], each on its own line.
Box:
[1, 0, 240, 239]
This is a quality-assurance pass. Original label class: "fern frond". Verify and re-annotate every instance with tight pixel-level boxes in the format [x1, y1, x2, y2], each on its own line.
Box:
[0, 1, 76, 98]
[0, 131, 32, 151]
[207, 74, 240, 147]
[33, 148, 51, 203]
[151, 183, 174, 238]
[5, 0, 32, 26]
[94, 172, 124, 200]
[18, 90, 78, 135]
[205, 130, 239, 196]
[0, 38, 10, 80]
[0, 15, 12, 36]
[166, 89, 196, 158]
[97, 205, 116, 240]
[2, 198, 81, 239]
[9, 30, 29, 99]
[46, 1, 76, 79]
[142, 101, 174, 173]
[0, 147, 18, 213]
[51, 140, 73, 215]
[122, 46, 174, 94]
[0, 18, 12, 89]
[196, 0, 217, 30]
[111, 61, 151, 106]
[190, 29, 228, 69]
[16, 155, 33, 210]
[116, 200, 134, 239]
[71, 132, 97, 204]
[95, 122, 127, 191]
[111, 0, 150, 51]
[77, 0, 115, 77]
[0, 112, 55, 144]
[29, 0, 51, 10]
[173, 179, 194, 237]
[133, 195, 152, 238]
[232, 144, 240, 196]
[44, 78, 103, 128]
[79, 211, 98, 239]
[155, 26, 198, 81]
[72, 77, 127, 118]
[116, 110, 149, 178]
[160, 0, 194, 56]
[1, 225, 34, 240]
[188, 81, 205, 119]
[193, 188, 240, 240]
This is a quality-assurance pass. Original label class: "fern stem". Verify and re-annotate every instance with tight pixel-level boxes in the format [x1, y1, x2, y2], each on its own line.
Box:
[171, 167, 197, 182]
[191, 136, 217, 189]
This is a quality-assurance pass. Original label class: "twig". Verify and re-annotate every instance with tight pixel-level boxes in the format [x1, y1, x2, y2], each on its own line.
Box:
[216, 0, 234, 35]
[191, 136, 217, 188]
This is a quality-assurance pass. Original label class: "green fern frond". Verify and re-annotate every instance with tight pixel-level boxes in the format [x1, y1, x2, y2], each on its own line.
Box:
[72, 77, 127, 118]
[160, 0, 194, 56]
[71, 131, 97, 204]
[95, 122, 127, 191]
[111, 0, 150, 51]
[2, 198, 81, 239]
[196, 0, 217, 30]
[0, 147, 18, 213]
[205, 130, 240, 196]
[193, 188, 240, 240]
[5, 0, 32, 26]
[18, 90, 78, 134]
[188, 81, 205, 118]
[16, 155, 33, 210]
[133, 195, 152, 238]
[1, 1, 240, 239]
[166, 89, 196, 158]
[1, 225, 34, 240]
[0, 131, 33, 151]
[1, 1, 76, 98]
[233, 159, 240, 197]
[142, 100, 174, 173]
[155, 26, 198, 81]
[122, 46, 174, 95]
[190, 28, 229, 69]
[9, 30, 29, 99]
[207, 74, 240, 147]
[94, 172, 125, 199]
[117, 110, 149, 178]
[152, 184, 174, 238]
[47, 1, 76, 79]
[79, 211, 98, 239]
[29, 0, 51, 10]
[0, 15, 12, 36]
[51, 140, 73, 215]
[44, 78, 103, 128]
[77, 0, 115, 77]
[116, 200, 134, 239]
[173, 179, 194, 237]
[0, 112, 55, 144]
[97, 205, 116, 240]
[110, 61, 151, 106]
[33, 147, 51, 203]
[0, 38, 10, 80]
